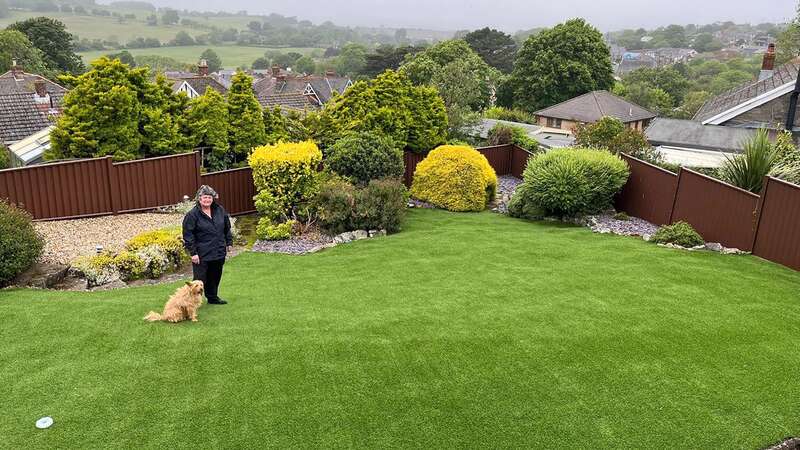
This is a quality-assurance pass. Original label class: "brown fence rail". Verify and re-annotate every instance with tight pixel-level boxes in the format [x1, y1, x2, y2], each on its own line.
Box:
[753, 177, 800, 271]
[670, 169, 760, 251]
[201, 167, 256, 216]
[113, 153, 201, 214]
[616, 155, 678, 226]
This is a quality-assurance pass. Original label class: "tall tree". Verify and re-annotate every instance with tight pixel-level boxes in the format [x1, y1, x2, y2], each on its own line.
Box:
[200, 48, 222, 73]
[185, 88, 229, 170]
[0, 29, 50, 76]
[464, 27, 517, 73]
[294, 55, 315, 74]
[777, 3, 800, 64]
[227, 71, 266, 158]
[333, 42, 367, 76]
[363, 44, 423, 78]
[510, 19, 614, 113]
[161, 8, 179, 25]
[6, 17, 83, 74]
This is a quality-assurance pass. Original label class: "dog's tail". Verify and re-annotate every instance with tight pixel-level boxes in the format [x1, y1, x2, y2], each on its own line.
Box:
[143, 311, 163, 322]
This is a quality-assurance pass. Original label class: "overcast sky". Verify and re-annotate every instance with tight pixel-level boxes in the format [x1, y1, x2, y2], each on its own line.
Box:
[152, 0, 796, 32]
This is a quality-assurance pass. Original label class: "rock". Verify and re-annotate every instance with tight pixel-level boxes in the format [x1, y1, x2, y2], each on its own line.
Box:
[13, 263, 69, 289]
[338, 232, 355, 243]
[91, 279, 127, 291]
[721, 247, 747, 255]
[353, 230, 369, 240]
[597, 228, 612, 234]
[691, 245, 706, 251]
[642, 234, 652, 242]
[368, 229, 379, 237]
[705, 242, 723, 252]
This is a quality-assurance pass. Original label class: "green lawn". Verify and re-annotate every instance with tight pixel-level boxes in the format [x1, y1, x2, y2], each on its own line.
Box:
[79, 45, 321, 69]
[2, 209, 799, 449]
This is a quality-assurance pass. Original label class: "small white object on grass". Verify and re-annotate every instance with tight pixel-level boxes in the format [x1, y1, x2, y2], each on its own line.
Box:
[35, 416, 53, 429]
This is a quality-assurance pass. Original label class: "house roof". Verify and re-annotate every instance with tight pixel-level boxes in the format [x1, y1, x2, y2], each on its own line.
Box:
[170, 76, 228, 97]
[0, 70, 67, 95]
[645, 117, 757, 153]
[8, 125, 53, 165]
[693, 58, 800, 124]
[257, 92, 319, 111]
[473, 119, 576, 150]
[534, 90, 656, 124]
[0, 91, 65, 143]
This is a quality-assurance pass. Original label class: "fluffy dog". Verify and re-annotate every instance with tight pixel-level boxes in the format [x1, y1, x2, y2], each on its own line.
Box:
[144, 280, 204, 323]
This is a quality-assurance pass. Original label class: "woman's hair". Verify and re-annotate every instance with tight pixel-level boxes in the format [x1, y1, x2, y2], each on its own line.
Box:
[195, 185, 218, 201]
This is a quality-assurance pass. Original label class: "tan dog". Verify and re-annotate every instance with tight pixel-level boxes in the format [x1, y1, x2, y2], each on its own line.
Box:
[144, 280, 204, 323]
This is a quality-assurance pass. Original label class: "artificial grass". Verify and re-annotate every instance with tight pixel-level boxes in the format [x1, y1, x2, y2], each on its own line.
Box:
[2, 209, 799, 449]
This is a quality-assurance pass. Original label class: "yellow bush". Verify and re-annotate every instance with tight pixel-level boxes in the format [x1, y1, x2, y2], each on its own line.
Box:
[247, 141, 323, 215]
[410, 145, 498, 212]
[125, 226, 186, 264]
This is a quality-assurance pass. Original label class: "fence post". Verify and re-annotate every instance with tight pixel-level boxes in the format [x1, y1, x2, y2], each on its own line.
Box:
[194, 151, 202, 190]
[105, 156, 120, 215]
[667, 167, 684, 225]
[751, 176, 772, 253]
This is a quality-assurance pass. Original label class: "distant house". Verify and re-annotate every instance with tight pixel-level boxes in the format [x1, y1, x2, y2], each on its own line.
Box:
[645, 118, 758, 167]
[617, 52, 658, 75]
[168, 59, 228, 99]
[0, 63, 67, 166]
[693, 44, 800, 131]
[473, 118, 575, 150]
[252, 67, 352, 109]
[533, 90, 656, 133]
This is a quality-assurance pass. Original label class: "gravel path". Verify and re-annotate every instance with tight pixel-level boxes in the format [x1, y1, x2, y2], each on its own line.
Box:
[492, 175, 522, 213]
[34, 213, 184, 265]
[586, 213, 660, 237]
[251, 231, 334, 255]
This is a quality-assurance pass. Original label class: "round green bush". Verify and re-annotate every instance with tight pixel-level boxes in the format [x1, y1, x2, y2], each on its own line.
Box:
[0, 199, 44, 286]
[411, 145, 498, 212]
[326, 131, 404, 186]
[651, 221, 704, 248]
[509, 148, 629, 218]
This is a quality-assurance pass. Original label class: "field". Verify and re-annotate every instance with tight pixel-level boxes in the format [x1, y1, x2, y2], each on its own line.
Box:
[79, 45, 322, 69]
[2, 209, 800, 448]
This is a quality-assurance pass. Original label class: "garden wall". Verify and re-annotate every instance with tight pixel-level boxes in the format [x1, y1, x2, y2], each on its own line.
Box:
[616, 154, 800, 271]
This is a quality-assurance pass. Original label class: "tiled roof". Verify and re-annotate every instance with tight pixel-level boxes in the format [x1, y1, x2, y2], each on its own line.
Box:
[171, 76, 228, 96]
[0, 91, 64, 143]
[534, 90, 656, 124]
[693, 58, 800, 123]
[257, 92, 319, 111]
[0, 71, 67, 95]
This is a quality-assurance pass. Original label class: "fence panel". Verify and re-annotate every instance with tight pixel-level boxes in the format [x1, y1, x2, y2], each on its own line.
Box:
[477, 144, 513, 176]
[113, 153, 199, 213]
[0, 158, 114, 220]
[403, 151, 426, 187]
[670, 169, 759, 251]
[753, 177, 800, 270]
[510, 145, 532, 178]
[615, 154, 678, 226]
[201, 167, 256, 216]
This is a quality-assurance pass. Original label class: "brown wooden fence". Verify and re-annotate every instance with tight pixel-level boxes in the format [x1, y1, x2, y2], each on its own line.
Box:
[616, 154, 800, 271]
[200, 167, 256, 216]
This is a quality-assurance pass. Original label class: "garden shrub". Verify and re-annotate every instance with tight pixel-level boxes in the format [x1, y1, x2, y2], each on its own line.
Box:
[0, 199, 44, 286]
[410, 145, 497, 212]
[255, 217, 295, 241]
[316, 178, 408, 234]
[113, 251, 146, 281]
[325, 131, 404, 185]
[613, 211, 630, 221]
[509, 148, 629, 218]
[125, 227, 186, 266]
[486, 123, 539, 152]
[651, 221, 704, 248]
[248, 140, 323, 216]
[483, 106, 535, 124]
[71, 252, 120, 287]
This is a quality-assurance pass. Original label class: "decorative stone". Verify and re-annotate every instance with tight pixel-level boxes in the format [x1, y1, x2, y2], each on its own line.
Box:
[705, 242, 723, 252]
[13, 263, 69, 289]
[353, 230, 369, 240]
[721, 247, 745, 255]
[691, 245, 706, 251]
[377, 230, 387, 236]
[642, 234, 652, 242]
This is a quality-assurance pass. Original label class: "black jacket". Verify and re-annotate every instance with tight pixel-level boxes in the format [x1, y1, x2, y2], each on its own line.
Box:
[183, 202, 233, 262]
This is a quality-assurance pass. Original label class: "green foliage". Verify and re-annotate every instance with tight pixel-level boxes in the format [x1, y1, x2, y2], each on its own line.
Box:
[0, 199, 44, 286]
[172, 30, 194, 46]
[332, 42, 367, 76]
[651, 221, 704, 248]
[400, 39, 499, 136]
[135, 55, 194, 73]
[315, 177, 407, 234]
[0, 29, 50, 77]
[113, 250, 146, 281]
[255, 217, 294, 241]
[248, 141, 323, 218]
[776, 18, 800, 64]
[294, 55, 315, 74]
[621, 67, 689, 104]
[106, 50, 136, 66]
[573, 117, 659, 162]
[509, 148, 629, 218]
[0, 145, 9, 169]
[7, 16, 83, 73]
[323, 70, 448, 153]
[720, 129, 778, 193]
[486, 124, 539, 152]
[325, 131, 404, 185]
[185, 88, 229, 171]
[613, 211, 630, 221]
[770, 131, 800, 185]
[49, 58, 188, 161]
[691, 33, 723, 53]
[227, 71, 266, 157]
[411, 145, 498, 212]
[464, 27, 517, 73]
[510, 19, 614, 113]
[483, 107, 535, 124]
[200, 48, 222, 72]
[672, 91, 712, 119]
[363, 44, 424, 78]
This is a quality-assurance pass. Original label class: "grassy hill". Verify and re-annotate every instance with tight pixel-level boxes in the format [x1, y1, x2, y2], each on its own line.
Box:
[78, 45, 321, 69]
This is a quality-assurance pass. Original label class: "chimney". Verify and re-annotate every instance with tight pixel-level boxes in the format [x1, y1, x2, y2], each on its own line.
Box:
[11, 59, 23, 80]
[34, 78, 46, 98]
[758, 43, 776, 81]
[325, 69, 336, 77]
[272, 65, 280, 77]
[198, 59, 209, 77]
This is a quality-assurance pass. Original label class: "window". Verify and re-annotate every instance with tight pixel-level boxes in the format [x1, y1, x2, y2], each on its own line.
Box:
[546, 117, 563, 129]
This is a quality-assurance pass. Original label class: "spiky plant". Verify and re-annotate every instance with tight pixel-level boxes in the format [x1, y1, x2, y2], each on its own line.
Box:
[720, 129, 778, 193]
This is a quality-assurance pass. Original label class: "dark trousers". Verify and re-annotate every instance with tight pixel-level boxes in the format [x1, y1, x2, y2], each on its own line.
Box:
[193, 259, 225, 301]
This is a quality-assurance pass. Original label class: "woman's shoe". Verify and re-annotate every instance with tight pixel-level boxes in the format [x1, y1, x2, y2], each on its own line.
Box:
[207, 298, 228, 305]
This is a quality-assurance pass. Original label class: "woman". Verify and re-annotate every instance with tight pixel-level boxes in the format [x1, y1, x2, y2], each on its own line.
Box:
[182, 185, 233, 305]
